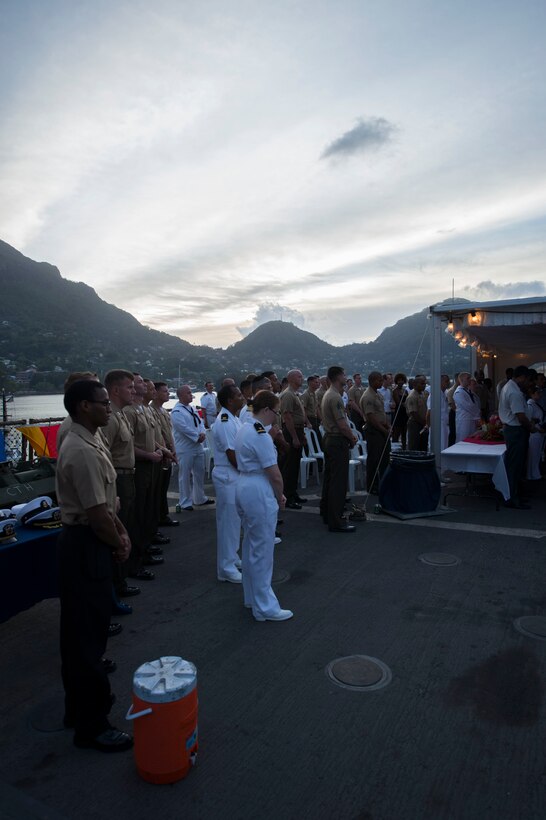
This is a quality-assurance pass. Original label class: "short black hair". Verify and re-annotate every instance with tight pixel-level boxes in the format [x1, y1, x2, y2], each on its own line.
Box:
[240, 379, 252, 392]
[513, 365, 529, 379]
[218, 384, 238, 408]
[327, 366, 344, 381]
[154, 381, 167, 390]
[64, 380, 105, 417]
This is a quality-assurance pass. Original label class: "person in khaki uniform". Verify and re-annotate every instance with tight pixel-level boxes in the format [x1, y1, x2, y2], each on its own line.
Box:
[406, 375, 429, 451]
[301, 375, 321, 433]
[315, 376, 329, 415]
[320, 366, 358, 533]
[361, 371, 391, 493]
[151, 381, 179, 527]
[56, 379, 133, 753]
[280, 369, 308, 509]
[123, 374, 164, 580]
[103, 369, 141, 602]
[348, 373, 365, 433]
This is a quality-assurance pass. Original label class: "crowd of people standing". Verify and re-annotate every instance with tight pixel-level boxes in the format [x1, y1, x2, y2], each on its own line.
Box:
[53, 362, 544, 754]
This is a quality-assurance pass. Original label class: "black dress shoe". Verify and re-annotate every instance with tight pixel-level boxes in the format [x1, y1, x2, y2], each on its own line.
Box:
[286, 501, 302, 510]
[159, 517, 180, 527]
[144, 554, 164, 566]
[129, 570, 155, 581]
[112, 601, 133, 616]
[119, 584, 141, 597]
[147, 546, 163, 556]
[108, 623, 123, 637]
[294, 495, 308, 504]
[328, 524, 356, 533]
[197, 498, 215, 506]
[102, 658, 117, 674]
[503, 500, 532, 510]
[74, 727, 133, 753]
[152, 533, 170, 545]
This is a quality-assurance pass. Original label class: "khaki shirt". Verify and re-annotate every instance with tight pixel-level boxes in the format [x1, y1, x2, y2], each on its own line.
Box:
[348, 385, 365, 410]
[321, 387, 346, 434]
[56, 422, 117, 525]
[102, 408, 135, 469]
[150, 405, 174, 451]
[360, 387, 387, 423]
[301, 389, 318, 419]
[445, 382, 458, 410]
[280, 387, 305, 427]
[315, 386, 326, 410]
[406, 389, 428, 424]
[57, 415, 109, 455]
[123, 404, 156, 453]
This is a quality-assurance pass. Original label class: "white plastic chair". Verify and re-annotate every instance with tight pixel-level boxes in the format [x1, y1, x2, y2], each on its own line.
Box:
[299, 452, 318, 489]
[304, 428, 325, 469]
[348, 445, 365, 493]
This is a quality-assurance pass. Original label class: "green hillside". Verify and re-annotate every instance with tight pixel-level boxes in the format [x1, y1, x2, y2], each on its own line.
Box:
[0, 239, 469, 391]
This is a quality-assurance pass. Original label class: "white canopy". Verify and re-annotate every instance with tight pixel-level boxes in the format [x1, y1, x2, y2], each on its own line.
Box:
[428, 296, 546, 464]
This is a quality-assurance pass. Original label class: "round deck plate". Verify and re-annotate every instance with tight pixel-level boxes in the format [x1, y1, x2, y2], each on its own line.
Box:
[514, 616, 546, 640]
[418, 552, 460, 566]
[326, 655, 392, 692]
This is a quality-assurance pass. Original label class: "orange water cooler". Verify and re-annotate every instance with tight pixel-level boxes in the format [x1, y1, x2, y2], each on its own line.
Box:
[126, 656, 198, 784]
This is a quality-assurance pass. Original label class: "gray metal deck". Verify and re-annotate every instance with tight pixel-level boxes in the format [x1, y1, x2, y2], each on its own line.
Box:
[1, 475, 545, 820]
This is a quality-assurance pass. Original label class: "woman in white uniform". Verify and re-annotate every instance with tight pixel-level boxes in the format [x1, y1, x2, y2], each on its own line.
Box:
[234, 390, 292, 622]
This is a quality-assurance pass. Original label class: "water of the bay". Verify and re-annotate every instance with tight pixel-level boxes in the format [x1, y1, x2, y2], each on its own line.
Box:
[7, 392, 205, 422]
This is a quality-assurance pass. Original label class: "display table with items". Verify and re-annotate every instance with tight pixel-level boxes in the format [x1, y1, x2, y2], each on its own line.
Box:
[0, 495, 62, 622]
[440, 441, 509, 503]
[0, 526, 59, 622]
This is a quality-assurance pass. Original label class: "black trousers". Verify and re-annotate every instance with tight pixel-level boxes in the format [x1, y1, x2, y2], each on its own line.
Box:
[320, 435, 350, 529]
[281, 426, 305, 500]
[114, 473, 135, 590]
[448, 408, 456, 447]
[349, 411, 364, 433]
[126, 461, 154, 574]
[159, 463, 172, 522]
[503, 425, 530, 503]
[58, 525, 112, 739]
[366, 427, 391, 492]
[407, 419, 428, 452]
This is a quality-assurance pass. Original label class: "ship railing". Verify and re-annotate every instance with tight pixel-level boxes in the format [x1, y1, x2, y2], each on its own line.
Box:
[0, 418, 65, 464]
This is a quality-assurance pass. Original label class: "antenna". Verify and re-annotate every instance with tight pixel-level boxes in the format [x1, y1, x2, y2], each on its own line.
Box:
[452, 278, 454, 300]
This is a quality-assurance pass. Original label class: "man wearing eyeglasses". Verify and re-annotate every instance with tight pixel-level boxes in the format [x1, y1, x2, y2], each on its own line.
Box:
[56, 379, 133, 753]
[172, 384, 215, 511]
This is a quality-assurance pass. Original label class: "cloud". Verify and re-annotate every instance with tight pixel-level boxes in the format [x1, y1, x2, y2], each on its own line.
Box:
[320, 116, 398, 161]
[462, 280, 546, 300]
[236, 302, 306, 337]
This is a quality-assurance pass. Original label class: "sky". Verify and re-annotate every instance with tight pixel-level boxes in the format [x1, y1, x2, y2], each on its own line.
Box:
[1, 0, 545, 348]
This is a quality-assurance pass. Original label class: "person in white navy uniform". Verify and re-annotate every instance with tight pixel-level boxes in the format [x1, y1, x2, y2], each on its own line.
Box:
[212, 384, 246, 583]
[200, 380, 218, 428]
[171, 385, 214, 511]
[454, 372, 482, 442]
[234, 390, 292, 622]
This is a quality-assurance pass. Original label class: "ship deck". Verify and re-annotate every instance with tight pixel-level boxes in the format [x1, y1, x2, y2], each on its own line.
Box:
[1, 472, 546, 820]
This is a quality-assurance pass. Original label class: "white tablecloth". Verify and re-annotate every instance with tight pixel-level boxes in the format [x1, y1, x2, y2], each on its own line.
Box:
[440, 442, 509, 500]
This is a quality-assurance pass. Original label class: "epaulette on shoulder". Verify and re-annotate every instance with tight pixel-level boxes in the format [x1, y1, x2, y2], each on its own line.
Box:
[221, 413, 229, 422]
[254, 422, 266, 434]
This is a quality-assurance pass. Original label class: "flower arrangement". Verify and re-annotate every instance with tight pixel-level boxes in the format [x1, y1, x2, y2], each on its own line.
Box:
[479, 414, 504, 441]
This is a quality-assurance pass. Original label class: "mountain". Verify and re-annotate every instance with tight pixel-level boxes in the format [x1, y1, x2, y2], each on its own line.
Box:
[0, 239, 469, 391]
